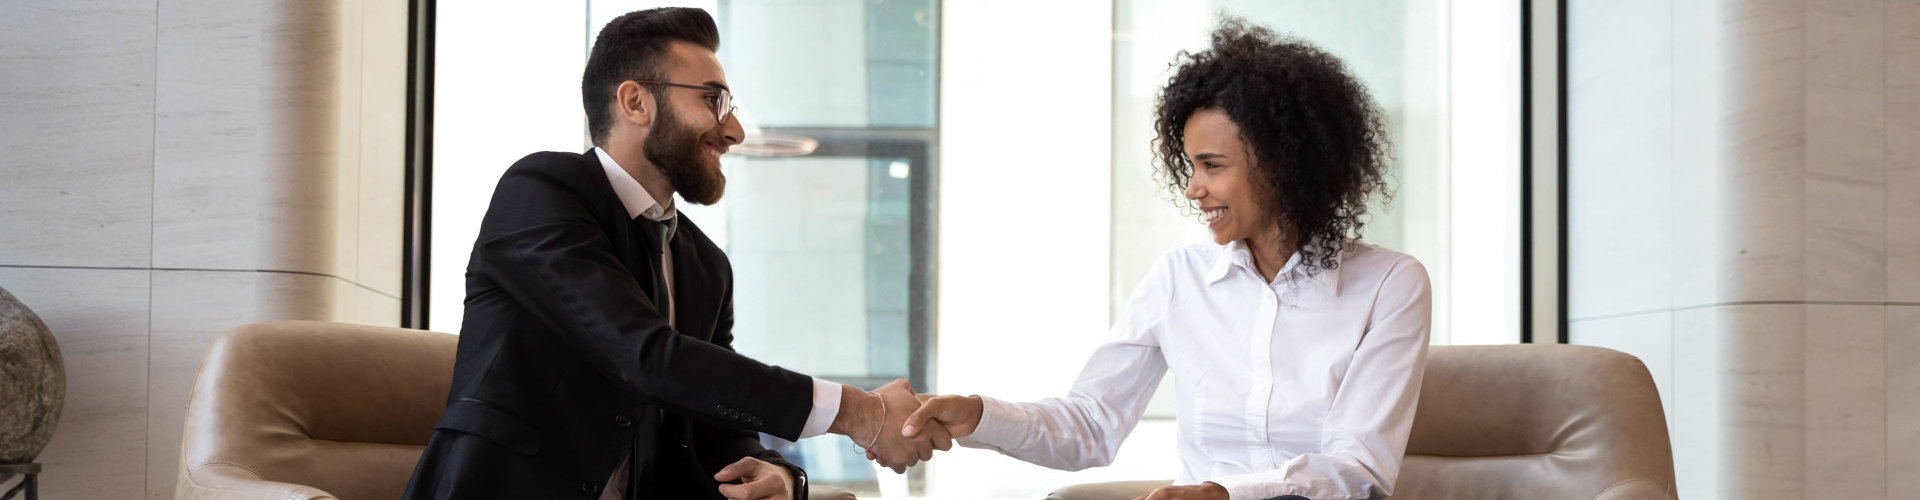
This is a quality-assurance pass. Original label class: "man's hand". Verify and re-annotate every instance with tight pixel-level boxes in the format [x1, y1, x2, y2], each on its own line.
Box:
[867, 379, 936, 473]
[865, 393, 957, 466]
[713, 457, 793, 500]
[901, 394, 983, 446]
[1131, 483, 1229, 500]
[828, 379, 945, 473]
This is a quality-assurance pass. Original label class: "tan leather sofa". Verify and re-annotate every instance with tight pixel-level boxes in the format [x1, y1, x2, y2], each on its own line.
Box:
[1049, 345, 1678, 500]
[175, 321, 455, 499]
[174, 320, 852, 499]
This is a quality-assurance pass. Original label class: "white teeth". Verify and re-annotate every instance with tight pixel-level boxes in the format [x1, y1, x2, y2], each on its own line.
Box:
[1205, 209, 1224, 222]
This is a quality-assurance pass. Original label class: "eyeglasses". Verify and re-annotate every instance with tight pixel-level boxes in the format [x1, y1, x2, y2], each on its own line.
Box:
[634, 80, 736, 125]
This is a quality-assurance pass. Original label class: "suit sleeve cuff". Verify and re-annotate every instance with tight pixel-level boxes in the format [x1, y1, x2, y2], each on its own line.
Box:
[798, 378, 843, 439]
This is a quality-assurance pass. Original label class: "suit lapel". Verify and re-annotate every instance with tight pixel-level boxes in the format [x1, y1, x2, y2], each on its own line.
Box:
[667, 219, 716, 343]
[586, 147, 716, 343]
[579, 148, 657, 301]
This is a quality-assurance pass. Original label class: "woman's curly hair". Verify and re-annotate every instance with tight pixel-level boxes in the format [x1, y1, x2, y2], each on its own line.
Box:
[1152, 17, 1392, 276]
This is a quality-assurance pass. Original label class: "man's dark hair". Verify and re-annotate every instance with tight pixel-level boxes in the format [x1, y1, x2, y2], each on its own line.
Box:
[1152, 16, 1393, 276]
[583, 7, 720, 146]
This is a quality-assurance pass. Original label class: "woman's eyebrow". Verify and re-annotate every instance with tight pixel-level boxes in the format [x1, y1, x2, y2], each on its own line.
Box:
[1192, 153, 1226, 161]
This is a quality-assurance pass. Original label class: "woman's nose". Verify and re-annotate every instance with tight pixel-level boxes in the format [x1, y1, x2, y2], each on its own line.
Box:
[1184, 181, 1204, 200]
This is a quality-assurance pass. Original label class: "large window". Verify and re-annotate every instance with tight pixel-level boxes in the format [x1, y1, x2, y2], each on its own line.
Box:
[426, 1, 1526, 497]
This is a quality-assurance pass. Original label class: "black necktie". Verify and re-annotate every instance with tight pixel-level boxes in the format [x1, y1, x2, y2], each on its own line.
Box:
[630, 215, 675, 315]
[625, 214, 675, 499]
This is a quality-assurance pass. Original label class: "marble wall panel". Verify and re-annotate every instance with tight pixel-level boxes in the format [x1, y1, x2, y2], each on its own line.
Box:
[1719, 304, 1807, 500]
[1886, 306, 1920, 497]
[355, 0, 411, 298]
[153, 0, 266, 271]
[0, 267, 152, 499]
[1887, 0, 1920, 303]
[0, 1, 157, 268]
[1802, 304, 1886, 499]
[256, 1, 346, 278]
[1718, 0, 1809, 304]
[1803, 0, 1887, 302]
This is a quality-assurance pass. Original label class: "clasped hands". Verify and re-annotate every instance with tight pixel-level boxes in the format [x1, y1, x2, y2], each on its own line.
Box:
[828, 380, 984, 473]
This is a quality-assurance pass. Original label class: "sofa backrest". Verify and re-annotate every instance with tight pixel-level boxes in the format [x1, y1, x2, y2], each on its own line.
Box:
[1395, 344, 1677, 500]
[175, 320, 456, 499]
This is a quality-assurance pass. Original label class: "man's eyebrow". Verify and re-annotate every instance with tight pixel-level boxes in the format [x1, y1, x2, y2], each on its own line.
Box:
[705, 81, 730, 92]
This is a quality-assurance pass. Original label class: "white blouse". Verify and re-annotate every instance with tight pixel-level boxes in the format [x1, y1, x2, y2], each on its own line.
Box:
[959, 240, 1432, 500]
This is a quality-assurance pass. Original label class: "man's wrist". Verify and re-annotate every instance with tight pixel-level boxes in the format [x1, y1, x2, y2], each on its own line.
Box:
[827, 385, 876, 437]
[779, 461, 808, 500]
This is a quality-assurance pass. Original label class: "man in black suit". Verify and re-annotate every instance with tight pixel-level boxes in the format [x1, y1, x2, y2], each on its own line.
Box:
[404, 8, 945, 500]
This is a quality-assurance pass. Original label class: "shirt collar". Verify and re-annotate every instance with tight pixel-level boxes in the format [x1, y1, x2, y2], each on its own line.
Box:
[1205, 240, 1250, 284]
[593, 147, 676, 222]
[1206, 238, 1343, 295]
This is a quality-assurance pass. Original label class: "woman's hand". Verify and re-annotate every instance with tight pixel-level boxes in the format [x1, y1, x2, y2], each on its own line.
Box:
[1131, 482, 1229, 500]
[713, 457, 793, 500]
[901, 394, 984, 442]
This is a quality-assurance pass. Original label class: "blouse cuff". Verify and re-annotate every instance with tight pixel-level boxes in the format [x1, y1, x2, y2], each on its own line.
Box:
[957, 395, 1024, 449]
[1206, 471, 1293, 500]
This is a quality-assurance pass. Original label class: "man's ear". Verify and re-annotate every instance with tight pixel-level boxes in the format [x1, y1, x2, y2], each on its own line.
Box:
[615, 80, 654, 129]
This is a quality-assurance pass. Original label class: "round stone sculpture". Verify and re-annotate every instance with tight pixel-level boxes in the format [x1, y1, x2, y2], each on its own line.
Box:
[0, 285, 63, 482]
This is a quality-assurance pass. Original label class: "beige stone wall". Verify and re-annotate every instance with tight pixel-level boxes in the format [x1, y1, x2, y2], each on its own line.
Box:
[1568, 0, 1919, 498]
[0, 0, 408, 497]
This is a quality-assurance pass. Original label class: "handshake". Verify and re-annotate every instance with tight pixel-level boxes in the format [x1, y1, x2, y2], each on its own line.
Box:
[827, 380, 984, 473]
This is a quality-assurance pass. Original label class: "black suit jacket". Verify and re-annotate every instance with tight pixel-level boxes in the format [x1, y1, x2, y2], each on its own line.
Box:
[405, 150, 815, 499]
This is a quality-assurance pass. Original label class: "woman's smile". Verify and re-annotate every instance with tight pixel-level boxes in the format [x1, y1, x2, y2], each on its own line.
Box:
[1203, 206, 1228, 229]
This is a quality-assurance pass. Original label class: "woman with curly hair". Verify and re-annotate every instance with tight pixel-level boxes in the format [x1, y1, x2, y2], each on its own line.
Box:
[902, 17, 1432, 500]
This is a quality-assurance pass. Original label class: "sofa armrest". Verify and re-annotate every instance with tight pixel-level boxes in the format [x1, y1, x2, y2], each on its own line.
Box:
[176, 462, 337, 500]
[1592, 478, 1677, 500]
[1047, 480, 1175, 500]
[808, 485, 856, 500]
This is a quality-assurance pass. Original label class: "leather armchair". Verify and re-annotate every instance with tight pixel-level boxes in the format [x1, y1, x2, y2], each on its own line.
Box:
[173, 320, 853, 499]
[174, 321, 454, 499]
[1048, 345, 1678, 500]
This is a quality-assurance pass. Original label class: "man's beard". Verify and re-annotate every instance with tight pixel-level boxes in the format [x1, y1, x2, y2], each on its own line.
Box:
[643, 103, 726, 205]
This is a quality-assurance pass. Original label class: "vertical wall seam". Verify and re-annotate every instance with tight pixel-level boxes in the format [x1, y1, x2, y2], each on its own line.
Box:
[1881, 1, 1893, 496]
[1796, 2, 1812, 495]
[146, 0, 160, 495]
[352, 0, 365, 291]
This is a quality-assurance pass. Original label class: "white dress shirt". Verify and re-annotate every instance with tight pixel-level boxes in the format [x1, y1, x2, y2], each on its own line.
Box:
[959, 240, 1432, 500]
[593, 148, 842, 499]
